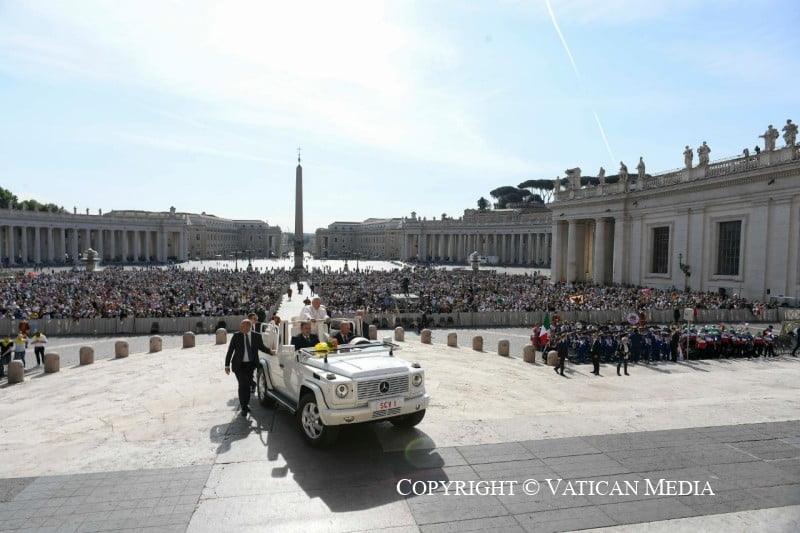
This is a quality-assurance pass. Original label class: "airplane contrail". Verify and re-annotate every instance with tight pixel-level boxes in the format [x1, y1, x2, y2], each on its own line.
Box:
[544, 0, 616, 164]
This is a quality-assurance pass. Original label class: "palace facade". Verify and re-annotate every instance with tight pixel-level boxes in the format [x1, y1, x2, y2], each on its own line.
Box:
[550, 127, 799, 301]
[315, 207, 552, 266]
[0, 207, 281, 265]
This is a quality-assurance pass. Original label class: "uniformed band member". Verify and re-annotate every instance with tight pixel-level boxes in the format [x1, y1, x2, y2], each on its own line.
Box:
[225, 319, 270, 417]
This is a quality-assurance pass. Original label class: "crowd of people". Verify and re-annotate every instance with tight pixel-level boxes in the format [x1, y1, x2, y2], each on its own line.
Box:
[0, 267, 293, 320]
[535, 321, 797, 376]
[309, 267, 768, 316]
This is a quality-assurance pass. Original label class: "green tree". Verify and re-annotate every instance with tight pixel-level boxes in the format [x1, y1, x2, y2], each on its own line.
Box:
[0, 187, 18, 209]
[518, 179, 555, 204]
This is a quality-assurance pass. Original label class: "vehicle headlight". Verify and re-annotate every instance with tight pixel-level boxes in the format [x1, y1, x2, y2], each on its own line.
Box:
[335, 383, 350, 398]
[412, 373, 423, 387]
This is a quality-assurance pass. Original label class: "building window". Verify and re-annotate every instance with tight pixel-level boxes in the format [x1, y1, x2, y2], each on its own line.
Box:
[651, 226, 670, 274]
[717, 220, 742, 276]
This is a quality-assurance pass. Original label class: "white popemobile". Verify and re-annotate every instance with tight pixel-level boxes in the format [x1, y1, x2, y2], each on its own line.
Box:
[254, 317, 429, 447]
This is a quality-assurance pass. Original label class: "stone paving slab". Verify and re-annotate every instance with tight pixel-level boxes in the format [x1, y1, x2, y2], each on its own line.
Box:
[3, 420, 800, 532]
[0, 465, 210, 532]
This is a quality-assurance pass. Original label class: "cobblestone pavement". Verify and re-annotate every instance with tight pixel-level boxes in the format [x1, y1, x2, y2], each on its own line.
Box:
[0, 465, 210, 532]
[1, 414, 798, 530]
[190, 418, 800, 532]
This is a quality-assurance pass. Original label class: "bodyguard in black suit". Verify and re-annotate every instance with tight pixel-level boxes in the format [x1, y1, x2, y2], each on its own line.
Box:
[225, 319, 270, 416]
[291, 321, 319, 351]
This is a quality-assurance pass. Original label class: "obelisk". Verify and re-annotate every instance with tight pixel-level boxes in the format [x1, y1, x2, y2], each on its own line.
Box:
[293, 148, 304, 271]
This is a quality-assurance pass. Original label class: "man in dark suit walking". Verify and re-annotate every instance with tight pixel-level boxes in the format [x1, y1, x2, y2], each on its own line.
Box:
[291, 321, 320, 351]
[225, 319, 270, 417]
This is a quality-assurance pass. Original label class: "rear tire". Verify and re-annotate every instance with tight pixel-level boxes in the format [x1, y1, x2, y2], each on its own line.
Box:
[256, 367, 276, 407]
[296, 393, 340, 447]
[390, 409, 426, 428]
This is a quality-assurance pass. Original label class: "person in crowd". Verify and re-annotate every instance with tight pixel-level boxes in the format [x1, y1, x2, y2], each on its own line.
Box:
[617, 334, 630, 376]
[793, 324, 800, 357]
[763, 325, 776, 357]
[287, 286, 293, 301]
[247, 313, 262, 332]
[291, 321, 320, 351]
[31, 331, 48, 366]
[554, 334, 568, 376]
[13, 332, 28, 368]
[589, 331, 602, 376]
[301, 297, 328, 322]
[0, 334, 12, 378]
[224, 319, 270, 417]
[670, 326, 680, 362]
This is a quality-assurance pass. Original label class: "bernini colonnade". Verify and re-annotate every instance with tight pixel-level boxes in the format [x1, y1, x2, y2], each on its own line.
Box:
[0, 208, 189, 265]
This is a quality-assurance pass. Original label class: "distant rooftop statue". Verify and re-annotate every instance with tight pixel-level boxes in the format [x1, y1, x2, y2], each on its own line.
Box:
[760, 124, 779, 151]
[697, 142, 711, 166]
[783, 119, 797, 148]
[683, 145, 694, 169]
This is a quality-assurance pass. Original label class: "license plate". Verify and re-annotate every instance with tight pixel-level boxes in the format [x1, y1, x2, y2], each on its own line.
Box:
[370, 397, 404, 411]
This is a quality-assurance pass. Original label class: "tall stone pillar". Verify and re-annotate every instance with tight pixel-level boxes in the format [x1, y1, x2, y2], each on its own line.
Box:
[566, 220, 578, 282]
[133, 230, 141, 260]
[5, 226, 14, 265]
[20, 227, 28, 263]
[293, 158, 304, 271]
[593, 218, 607, 284]
[47, 227, 54, 262]
[121, 231, 129, 262]
[96, 229, 104, 261]
[70, 228, 78, 262]
[612, 216, 626, 284]
[32, 226, 41, 264]
[59, 228, 66, 262]
[144, 231, 151, 261]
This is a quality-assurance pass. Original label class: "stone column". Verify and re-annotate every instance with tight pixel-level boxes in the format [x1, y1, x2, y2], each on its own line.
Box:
[57, 228, 64, 262]
[133, 230, 141, 260]
[593, 218, 607, 284]
[20, 226, 28, 263]
[144, 231, 151, 261]
[70, 228, 78, 262]
[566, 220, 578, 282]
[121, 230, 129, 262]
[5, 226, 14, 265]
[34, 226, 42, 263]
[96, 229, 104, 261]
[46, 227, 54, 262]
[612, 216, 626, 284]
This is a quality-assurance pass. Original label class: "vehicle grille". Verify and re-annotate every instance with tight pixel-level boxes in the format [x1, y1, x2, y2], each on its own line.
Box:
[357, 375, 409, 400]
[372, 407, 402, 419]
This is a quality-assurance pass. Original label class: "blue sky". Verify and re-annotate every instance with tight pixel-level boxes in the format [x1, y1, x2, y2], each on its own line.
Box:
[1, 0, 798, 231]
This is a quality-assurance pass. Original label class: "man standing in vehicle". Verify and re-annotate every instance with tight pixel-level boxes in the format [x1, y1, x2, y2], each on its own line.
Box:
[301, 297, 328, 322]
[225, 319, 270, 417]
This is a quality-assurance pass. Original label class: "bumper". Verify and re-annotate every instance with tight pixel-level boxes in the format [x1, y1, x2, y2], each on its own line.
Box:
[319, 394, 429, 426]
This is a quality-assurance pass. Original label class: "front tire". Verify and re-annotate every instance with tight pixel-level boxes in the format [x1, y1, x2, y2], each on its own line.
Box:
[296, 393, 339, 447]
[390, 409, 426, 428]
[256, 367, 275, 407]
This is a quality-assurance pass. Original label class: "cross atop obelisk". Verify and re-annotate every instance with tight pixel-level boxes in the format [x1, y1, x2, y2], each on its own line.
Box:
[293, 147, 304, 271]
